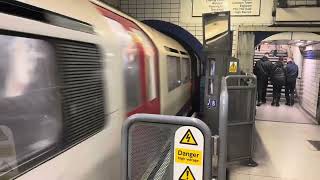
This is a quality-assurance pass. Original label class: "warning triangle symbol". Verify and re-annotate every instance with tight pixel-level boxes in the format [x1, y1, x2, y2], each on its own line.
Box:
[229, 62, 237, 72]
[179, 166, 196, 180]
[180, 129, 198, 145]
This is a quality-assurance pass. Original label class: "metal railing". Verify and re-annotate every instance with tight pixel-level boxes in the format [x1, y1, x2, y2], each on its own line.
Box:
[217, 77, 229, 180]
[278, 0, 320, 8]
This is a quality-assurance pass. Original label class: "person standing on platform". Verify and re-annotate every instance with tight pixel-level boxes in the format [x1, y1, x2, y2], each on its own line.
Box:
[285, 58, 299, 106]
[270, 58, 286, 106]
[254, 53, 273, 106]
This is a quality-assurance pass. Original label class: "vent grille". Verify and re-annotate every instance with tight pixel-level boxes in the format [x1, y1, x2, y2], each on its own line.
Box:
[54, 40, 106, 145]
[164, 46, 179, 54]
[180, 51, 188, 55]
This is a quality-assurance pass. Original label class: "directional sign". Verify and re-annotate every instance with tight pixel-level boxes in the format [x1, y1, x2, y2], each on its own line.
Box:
[174, 126, 204, 180]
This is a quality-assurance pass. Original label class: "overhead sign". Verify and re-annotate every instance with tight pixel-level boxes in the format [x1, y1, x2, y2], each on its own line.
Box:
[192, 0, 261, 17]
[174, 126, 204, 180]
[229, 62, 238, 73]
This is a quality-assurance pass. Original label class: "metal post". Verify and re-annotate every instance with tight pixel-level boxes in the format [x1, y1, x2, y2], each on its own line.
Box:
[218, 77, 228, 180]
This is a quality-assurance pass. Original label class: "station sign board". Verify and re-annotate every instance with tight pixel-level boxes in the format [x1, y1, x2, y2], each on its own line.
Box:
[192, 0, 261, 17]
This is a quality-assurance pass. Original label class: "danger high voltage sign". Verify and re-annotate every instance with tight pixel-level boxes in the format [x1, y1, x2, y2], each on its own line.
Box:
[173, 126, 204, 180]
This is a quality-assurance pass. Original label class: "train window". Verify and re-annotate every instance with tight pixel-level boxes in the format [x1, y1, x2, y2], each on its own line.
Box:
[145, 55, 157, 100]
[196, 55, 201, 77]
[131, 29, 157, 101]
[0, 35, 62, 175]
[208, 59, 216, 95]
[124, 53, 142, 111]
[208, 79, 214, 95]
[181, 58, 191, 83]
[209, 58, 216, 77]
[167, 56, 181, 91]
[105, 17, 142, 111]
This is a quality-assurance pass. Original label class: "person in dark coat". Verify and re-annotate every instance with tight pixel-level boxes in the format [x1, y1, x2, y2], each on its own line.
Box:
[285, 58, 299, 106]
[254, 53, 273, 106]
[270, 60, 286, 106]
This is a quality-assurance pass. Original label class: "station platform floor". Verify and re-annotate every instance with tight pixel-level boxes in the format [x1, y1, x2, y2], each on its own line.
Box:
[228, 101, 320, 180]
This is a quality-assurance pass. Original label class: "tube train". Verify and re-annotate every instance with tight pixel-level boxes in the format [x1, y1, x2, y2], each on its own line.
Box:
[0, 0, 195, 179]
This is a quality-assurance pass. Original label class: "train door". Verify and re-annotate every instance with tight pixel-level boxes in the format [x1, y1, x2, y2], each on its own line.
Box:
[96, 6, 160, 116]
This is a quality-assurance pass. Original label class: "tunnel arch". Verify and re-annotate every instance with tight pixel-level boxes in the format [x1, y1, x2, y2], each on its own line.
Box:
[254, 32, 320, 47]
[142, 20, 204, 61]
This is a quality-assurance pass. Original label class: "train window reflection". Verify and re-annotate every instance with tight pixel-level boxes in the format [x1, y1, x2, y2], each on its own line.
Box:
[167, 56, 181, 91]
[0, 35, 62, 173]
[124, 54, 142, 111]
[181, 58, 191, 83]
[209, 59, 216, 77]
[131, 29, 157, 101]
[208, 59, 215, 95]
[145, 55, 157, 100]
[208, 79, 214, 95]
[105, 17, 143, 111]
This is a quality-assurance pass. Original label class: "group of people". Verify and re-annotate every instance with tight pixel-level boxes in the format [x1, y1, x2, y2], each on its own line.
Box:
[254, 53, 299, 107]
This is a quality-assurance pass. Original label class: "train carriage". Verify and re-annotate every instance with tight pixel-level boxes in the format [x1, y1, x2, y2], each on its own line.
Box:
[0, 0, 192, 179]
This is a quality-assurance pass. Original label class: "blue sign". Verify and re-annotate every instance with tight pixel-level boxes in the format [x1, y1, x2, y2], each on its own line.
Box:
[207, 98, 216, 109]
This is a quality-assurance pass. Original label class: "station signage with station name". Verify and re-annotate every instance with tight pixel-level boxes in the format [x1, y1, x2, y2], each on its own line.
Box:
[192, 0, 261, 17]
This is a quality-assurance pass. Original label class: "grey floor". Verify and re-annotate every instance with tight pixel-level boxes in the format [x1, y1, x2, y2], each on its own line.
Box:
[256, 101, 315, 124]
[229, 102, 320, 180]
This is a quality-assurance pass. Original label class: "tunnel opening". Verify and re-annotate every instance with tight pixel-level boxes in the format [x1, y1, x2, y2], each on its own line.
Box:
[253, 32, 320, 125]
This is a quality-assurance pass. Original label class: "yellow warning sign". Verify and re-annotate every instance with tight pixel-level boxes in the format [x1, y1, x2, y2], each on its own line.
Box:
[179, 166, 196, 180]
[229, 62, 237, 73]
[175, 148, 202, 165]
[180, 129, 198, 145]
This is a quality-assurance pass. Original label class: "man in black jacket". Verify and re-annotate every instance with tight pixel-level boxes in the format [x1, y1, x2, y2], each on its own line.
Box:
[285, 58, 299, 106]
[271, 60, 286, 106]
[254, 53, 273, 106]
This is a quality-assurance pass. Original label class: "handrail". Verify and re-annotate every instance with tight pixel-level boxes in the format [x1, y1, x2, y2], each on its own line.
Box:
[218, 77, 228, 180]
[225, 74, 257, 89]
[225, 74, 256, 83]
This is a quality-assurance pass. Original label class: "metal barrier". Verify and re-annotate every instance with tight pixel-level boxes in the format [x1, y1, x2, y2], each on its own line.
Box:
[121, 75, 257, 180]
[217, 77, 228, 180]
[278, 0, 320, 8]
[225, 75, 257, 164]
[121, 114, 212, 180]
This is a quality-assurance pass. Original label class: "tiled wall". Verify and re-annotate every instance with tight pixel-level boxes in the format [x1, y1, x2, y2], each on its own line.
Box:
[120, 0, 204, 43]
[300, 44, 320, 118]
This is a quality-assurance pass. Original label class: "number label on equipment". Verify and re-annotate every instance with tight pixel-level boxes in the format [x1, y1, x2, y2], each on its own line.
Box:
[207, 98, 216, 109]
[174, 126, 204, 180]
